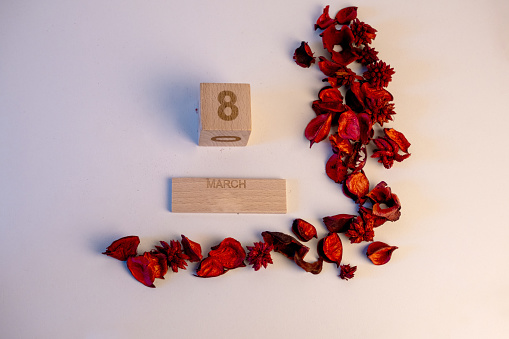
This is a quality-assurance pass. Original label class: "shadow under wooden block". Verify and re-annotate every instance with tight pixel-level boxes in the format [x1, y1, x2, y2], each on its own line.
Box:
[199, 83, 251, 146]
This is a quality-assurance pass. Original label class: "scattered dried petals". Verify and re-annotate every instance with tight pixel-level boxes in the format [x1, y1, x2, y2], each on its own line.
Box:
[246, 242, 273, 271]
[366, 241, 398, 265]
[292, 219, 318, 242]
[339, 264, 357, 280]
[293, 41, 316, 68]
[103, 236, 140, 261]
[181, 234, 203, 262]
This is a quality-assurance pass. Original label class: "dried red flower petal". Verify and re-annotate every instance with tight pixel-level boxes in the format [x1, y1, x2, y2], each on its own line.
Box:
[350, 19, 377, 45]
[103, 235, 140, 261]
[208, 237, 246, 270]
[335, 6, 358, 25]
[196, 257, 225, 278]
[145, 251, 168, 279]
[339, 264, 357, 280]
[337, 110, 360, 141]
[359, 206, 387, 228]
[326, 153, 348, 183]
[344, 171, 369, 202]
[294, 251, 323, 274]
[320, 24, 344, 53]
[357, 112, 373, 145]
[345, 216, 374, 243]
[181, 234, 203, 262]
[318, 56, 342, 77]
[293, 41, 316, 68]
[318, 86, 343, 103]
[246, 241, 273, 271]
[384, 128, 411, 153]
[363, 61, 395, 89]
[319, 233, 343, 266]
[155, 240, 189, 272]
[329, 133, 353, 155]
[366, 241, 398, 265]
[127, 254, 156, 288]
[322, 214, 356, 233]
[372, 130, 411, 169]
[315, 5, 335, 30]
[261, 231, 309, 260]
[323, 25, 360, 66]
[292, 219, 318, 242]
[304, 112, 333, 147]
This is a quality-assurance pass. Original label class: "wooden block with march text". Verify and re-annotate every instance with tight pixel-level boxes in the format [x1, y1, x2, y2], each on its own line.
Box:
[172, 178, 286, 214]
[199, 83, 251, 146]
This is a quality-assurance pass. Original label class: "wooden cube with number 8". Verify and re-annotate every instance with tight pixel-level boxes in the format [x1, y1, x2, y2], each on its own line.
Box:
[199, 83, 251, 146]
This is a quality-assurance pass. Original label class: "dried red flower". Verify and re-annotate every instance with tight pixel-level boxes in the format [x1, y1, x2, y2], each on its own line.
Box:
[294, 41, 316, 68]
[367, 181, 402, 222]
[155, 240, 189, 273]
[337, 110, 360, 141]
[103, 235, 140, 261]
[208, 237, 246, 270]
[292, 219, 318, 242]
[321, 25, 360, 66]
[196, 257, 225, 278]
[127, 254, 156, 288]
[372, 128, 411, 169]
[350, 18, 377, 45]
[344, 171, 370, 202]
[329, 133, 353, 155]
[384, 128, 411, 153]
[345, 215, 374, 243]
[322, 214, 356, 233]
[357, 45, 379, 65]
[363, 61, 395, 89]
[326, 153, 348, 183]
[366, 241, 398, 265]
[335, 6, 358, 25]
[339, 264, 357, 280]
[246, 242, 273, 271]
[357, 113, 373, 145]
[145, 251, 168, 279]
[181, 234, 203, 262]
[319, 233, 343, 267]
[304, 112, 333, 147]
[315, 5, 335, 30]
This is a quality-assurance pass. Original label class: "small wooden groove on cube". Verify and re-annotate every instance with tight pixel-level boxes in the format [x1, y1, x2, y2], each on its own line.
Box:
[199, 83, 251, 147]
[172, 178, 286, 214]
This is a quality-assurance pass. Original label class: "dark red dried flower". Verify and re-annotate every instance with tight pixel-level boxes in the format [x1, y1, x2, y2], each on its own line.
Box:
[372, 128, 411, 169]
[294, 41, 316, 68]
[181, 234, 203, 262]
[357, 45, 379, 65]
[335, 6, 358, 25]
[261, 231, 309, 260]
[196, 257, 225, 278]
[326, 153, 348, 183]
[321, 25, 360, 66]
[196, 237, 246, 278]
[339, 264, 357, 280]
[323, 214, 356, 233]
[329, 133, 354, 155]
[366, 241, 398, 265]
[357, 113, 374, 145]
[292, 219, 318, 242]
[366, 96, 395, 126]
[350, 18, 377, 46]
[367, 181, 402, 222]
[384, 128, 411, 153]
[315, 5, 335, 30]
[363, 61, 395, 89]
[345, 215, 374, 243]
[103, 235, 140, 261]
[155, 240, 189, 273]
[145, 251, 168, 279]
[246, 241, 273, 271]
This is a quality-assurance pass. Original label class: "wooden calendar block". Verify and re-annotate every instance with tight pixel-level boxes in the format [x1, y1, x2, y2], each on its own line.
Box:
[199, 83, 251, 146]
[172, 178, 286, 214]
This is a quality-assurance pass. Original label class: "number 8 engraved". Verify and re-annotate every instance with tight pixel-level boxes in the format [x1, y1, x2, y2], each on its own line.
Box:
[217, 90, 239, 121]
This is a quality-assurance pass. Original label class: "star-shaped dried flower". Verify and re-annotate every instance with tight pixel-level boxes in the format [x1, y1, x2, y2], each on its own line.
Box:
[155, 240, 190, 273]
[246, 241, 274, 271]
[357, 45, 379, 65]
[345, 215, 374, 243]
[350, 18, 377, 46]
[339, 264, 357, 280]
[363, 61, 395, 89]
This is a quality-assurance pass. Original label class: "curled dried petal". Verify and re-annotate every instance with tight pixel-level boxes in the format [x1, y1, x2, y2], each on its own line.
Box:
[294, 251, 323, 274]
[366, 241, 398, 265]
[357, 113, 373, 145]
[337, 110, 360, 141]
[294, 41, 316, 68]
[208, 237, 246, 269]
[326, 153, 348, 183]
[127, 254, 156, 288]
[315, 5, 335, 30]
[384, 128, 411, 153]
[318, 56, 342, 77]
[181, 234, 203, 262]
[318, 86, 343, 103]
[145, 251, 168, 279]
[292, 219, 318, 242]
[335, 6, 358, 24]
[304, 112, 333, 147]
[319, 233, 343, 267]
[329, 133, 353, 155]
[261, 231, 309, 260]
[344, 171, 369, 202]
[196, 257, 225, 278]
[322, 214, 356, 233]
[103, 236, 140, 261]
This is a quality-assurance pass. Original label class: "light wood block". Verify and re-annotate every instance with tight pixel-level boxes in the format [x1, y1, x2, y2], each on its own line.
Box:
[199, 83, 251, 146]
[172, 178, 286, 214]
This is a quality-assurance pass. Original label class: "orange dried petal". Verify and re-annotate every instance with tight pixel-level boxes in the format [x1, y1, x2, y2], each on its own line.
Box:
[319, 233, 343, 267]
[304, 112, 333, 147]
[208, 237, 246, 269]
[366, 241, 398, 265]
[196, 257, 225, 278]
[292, 219, 318, 242]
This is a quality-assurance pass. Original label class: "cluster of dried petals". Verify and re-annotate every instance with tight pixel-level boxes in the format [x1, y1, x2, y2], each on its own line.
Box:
[246, 242, 274, 271]
[339, 264, 357, 280]
[372, 128, 411, 169]
[196, 237, 246, 278]
[104, 234, 202, 287]
[363, 61, 395, 89]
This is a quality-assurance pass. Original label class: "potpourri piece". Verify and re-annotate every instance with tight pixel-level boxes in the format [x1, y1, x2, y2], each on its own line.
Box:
[103, 5, 411, 287]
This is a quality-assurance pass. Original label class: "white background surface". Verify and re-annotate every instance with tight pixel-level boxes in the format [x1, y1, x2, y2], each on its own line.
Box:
[1, 0, 508, 338]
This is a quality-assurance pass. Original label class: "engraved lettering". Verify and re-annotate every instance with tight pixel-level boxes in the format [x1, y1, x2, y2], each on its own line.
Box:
[217, 90, 239, 121]
[216, 180, 224, 188]
[224, 180, 231, 188]
[231, 180, 238, 188]
[239, 180, 246, 188]
[207, 178, 216, 188]
[205, 179, 247, 189]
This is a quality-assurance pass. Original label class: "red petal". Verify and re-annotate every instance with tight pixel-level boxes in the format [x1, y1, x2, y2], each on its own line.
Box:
[385, 128, 411, 153]
[293, 41, 316, 68]
[315, 5, 336, 30]
[322, 214, 356, 233]
[318, 56, 343, 77]
[318, 86, 343, 103]
[304, 112, 333, 147]
[357, 113, 373, 145]
[367, 181, 392, 203]
[335, 6, 358, 24]
[337, 110, 360, 141]
[181, 235, 203, 262]
[320, 24, 343, 53]
[196, 257, 225, 278]
[103, 236, 140, 261]
[127, 255, 156, 288]
[326, 153, 348, 183]
[208, 237, 246, 269]
[319, 233, 343, 267]
[292, 219, 318, 242]
[344, 171, 369, 201]
[261, 231, 309, 260]
[145, 252, 168, 279]
[329, 133, 353, 155]
[372, 193, 402, 222]
[294, 251, 323, 274]
[366, 242, 398, 265]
